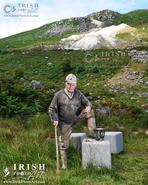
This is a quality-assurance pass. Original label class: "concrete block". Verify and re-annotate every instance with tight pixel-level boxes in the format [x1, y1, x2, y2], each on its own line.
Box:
[70, 133, 87, 150]
[104, 131, 123, 154]
[82, 139, 111, 169]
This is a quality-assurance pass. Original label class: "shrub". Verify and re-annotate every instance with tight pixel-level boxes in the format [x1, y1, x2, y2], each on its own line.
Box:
[62, 60, 73, 73]
[92, 66, 100, 73]
[75, 64, 84, 73]
[14, 68, 24, 79]
[0, 76, 52, 118]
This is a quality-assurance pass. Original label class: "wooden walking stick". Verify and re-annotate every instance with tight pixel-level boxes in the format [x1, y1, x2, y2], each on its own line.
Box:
[55, 126, 60, 175]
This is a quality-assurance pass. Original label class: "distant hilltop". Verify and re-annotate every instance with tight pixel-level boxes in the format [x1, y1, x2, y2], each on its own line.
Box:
[0, 9, 148, 50]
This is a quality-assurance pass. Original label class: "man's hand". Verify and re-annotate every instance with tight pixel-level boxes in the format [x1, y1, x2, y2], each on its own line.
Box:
[53, 121, 59, 127]
[85, 106, 91, 114]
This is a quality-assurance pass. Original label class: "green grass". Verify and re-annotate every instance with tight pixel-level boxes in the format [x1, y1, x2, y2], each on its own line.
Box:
[0, 14, 148, 183]
[0, 49, 130, 87]
[112, 9, 148, 26]
[0, 48, 147, 119]
[0, 116, 148, 185]
[0, 18, 80, 50]
[116, 24, 148, 42]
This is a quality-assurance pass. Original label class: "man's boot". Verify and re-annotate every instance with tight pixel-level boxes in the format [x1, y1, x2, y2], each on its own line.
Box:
[60, 150, 67, 169]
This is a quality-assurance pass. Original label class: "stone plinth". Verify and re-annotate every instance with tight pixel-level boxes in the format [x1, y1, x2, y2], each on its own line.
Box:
[104, 131, 123, 154]
[82, 139, 111, 169]
[70, 133, 87, 150]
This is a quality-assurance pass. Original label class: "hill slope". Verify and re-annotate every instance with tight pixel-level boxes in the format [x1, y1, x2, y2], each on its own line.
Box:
[0, 9, 148, 50]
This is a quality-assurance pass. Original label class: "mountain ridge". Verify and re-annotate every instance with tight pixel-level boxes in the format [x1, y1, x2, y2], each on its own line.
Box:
[0, 9, 147, 50]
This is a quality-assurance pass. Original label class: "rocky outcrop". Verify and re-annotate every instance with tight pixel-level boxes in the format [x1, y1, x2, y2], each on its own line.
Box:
[96, 106, 112, 116]
[46, 10, 120, 36]
[88, 9, 120, 24]
[47, 24, 73, 35]
[44, 10, 146, 50]
[107, 65, 145, 87]
[47, 19, 77, 35]
[129, 50, 148, 63]
[47, 17, 99, 35]
[61, 24, 134, 50]
[30, 80, 43, 89]
[79, 17, 98, 32]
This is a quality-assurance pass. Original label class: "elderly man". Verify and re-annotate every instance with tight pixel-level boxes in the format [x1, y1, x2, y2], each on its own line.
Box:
[49, 73, 96, 169]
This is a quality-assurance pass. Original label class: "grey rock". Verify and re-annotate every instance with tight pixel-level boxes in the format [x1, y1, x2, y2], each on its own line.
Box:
[87, 96, 93, 101]
[96, 106, 112, 116]
[79, 17, 97, 32]
[129, 50, 148, 63]
[47, 16, 98, 36]
[138, 93, 148, 97]
[30, 80, 42, 89]
[47, 62, 52, 65]
[47, 25, 72, 35]
[88, 9, 120, 24]
[139, 80, 144, 84]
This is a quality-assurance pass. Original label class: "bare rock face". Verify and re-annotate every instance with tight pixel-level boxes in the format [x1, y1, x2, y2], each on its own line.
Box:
[47, 17, 98, 36]
[79, 17, 98, 32]
[30, 80, 42, 89]
[61, 23, 132, 50]
[129, 50, 148, 63]
[96, 106, 112, 116]
[47, 19, 76, 35]
[47, 24, 73, 35]
[47, 10, 120, 36]
[107, 65, 145, 87]
[88, 9, 120, 24]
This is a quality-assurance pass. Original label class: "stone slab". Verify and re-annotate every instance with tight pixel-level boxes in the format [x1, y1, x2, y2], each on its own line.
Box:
[104, 131, 123, 154]
[70, 133, 87, 150]
[82, 139, 111, 169]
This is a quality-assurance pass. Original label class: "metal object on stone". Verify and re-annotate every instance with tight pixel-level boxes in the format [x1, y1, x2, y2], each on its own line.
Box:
[94, 128, 105, 141]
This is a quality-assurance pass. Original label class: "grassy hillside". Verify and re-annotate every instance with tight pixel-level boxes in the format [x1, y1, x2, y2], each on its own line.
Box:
[0, 9, 148, 50]
[112, 9, 148, 26]
[0, 48, 148, 184]
[0, 9, 148, 185]
[0, 18, 79, 50]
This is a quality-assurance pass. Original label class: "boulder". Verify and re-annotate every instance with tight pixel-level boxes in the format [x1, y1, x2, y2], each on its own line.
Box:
[30, 80, 42, 89]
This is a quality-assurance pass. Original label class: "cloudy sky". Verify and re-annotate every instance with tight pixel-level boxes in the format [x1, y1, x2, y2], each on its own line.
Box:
[0, 0, 147, 38]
